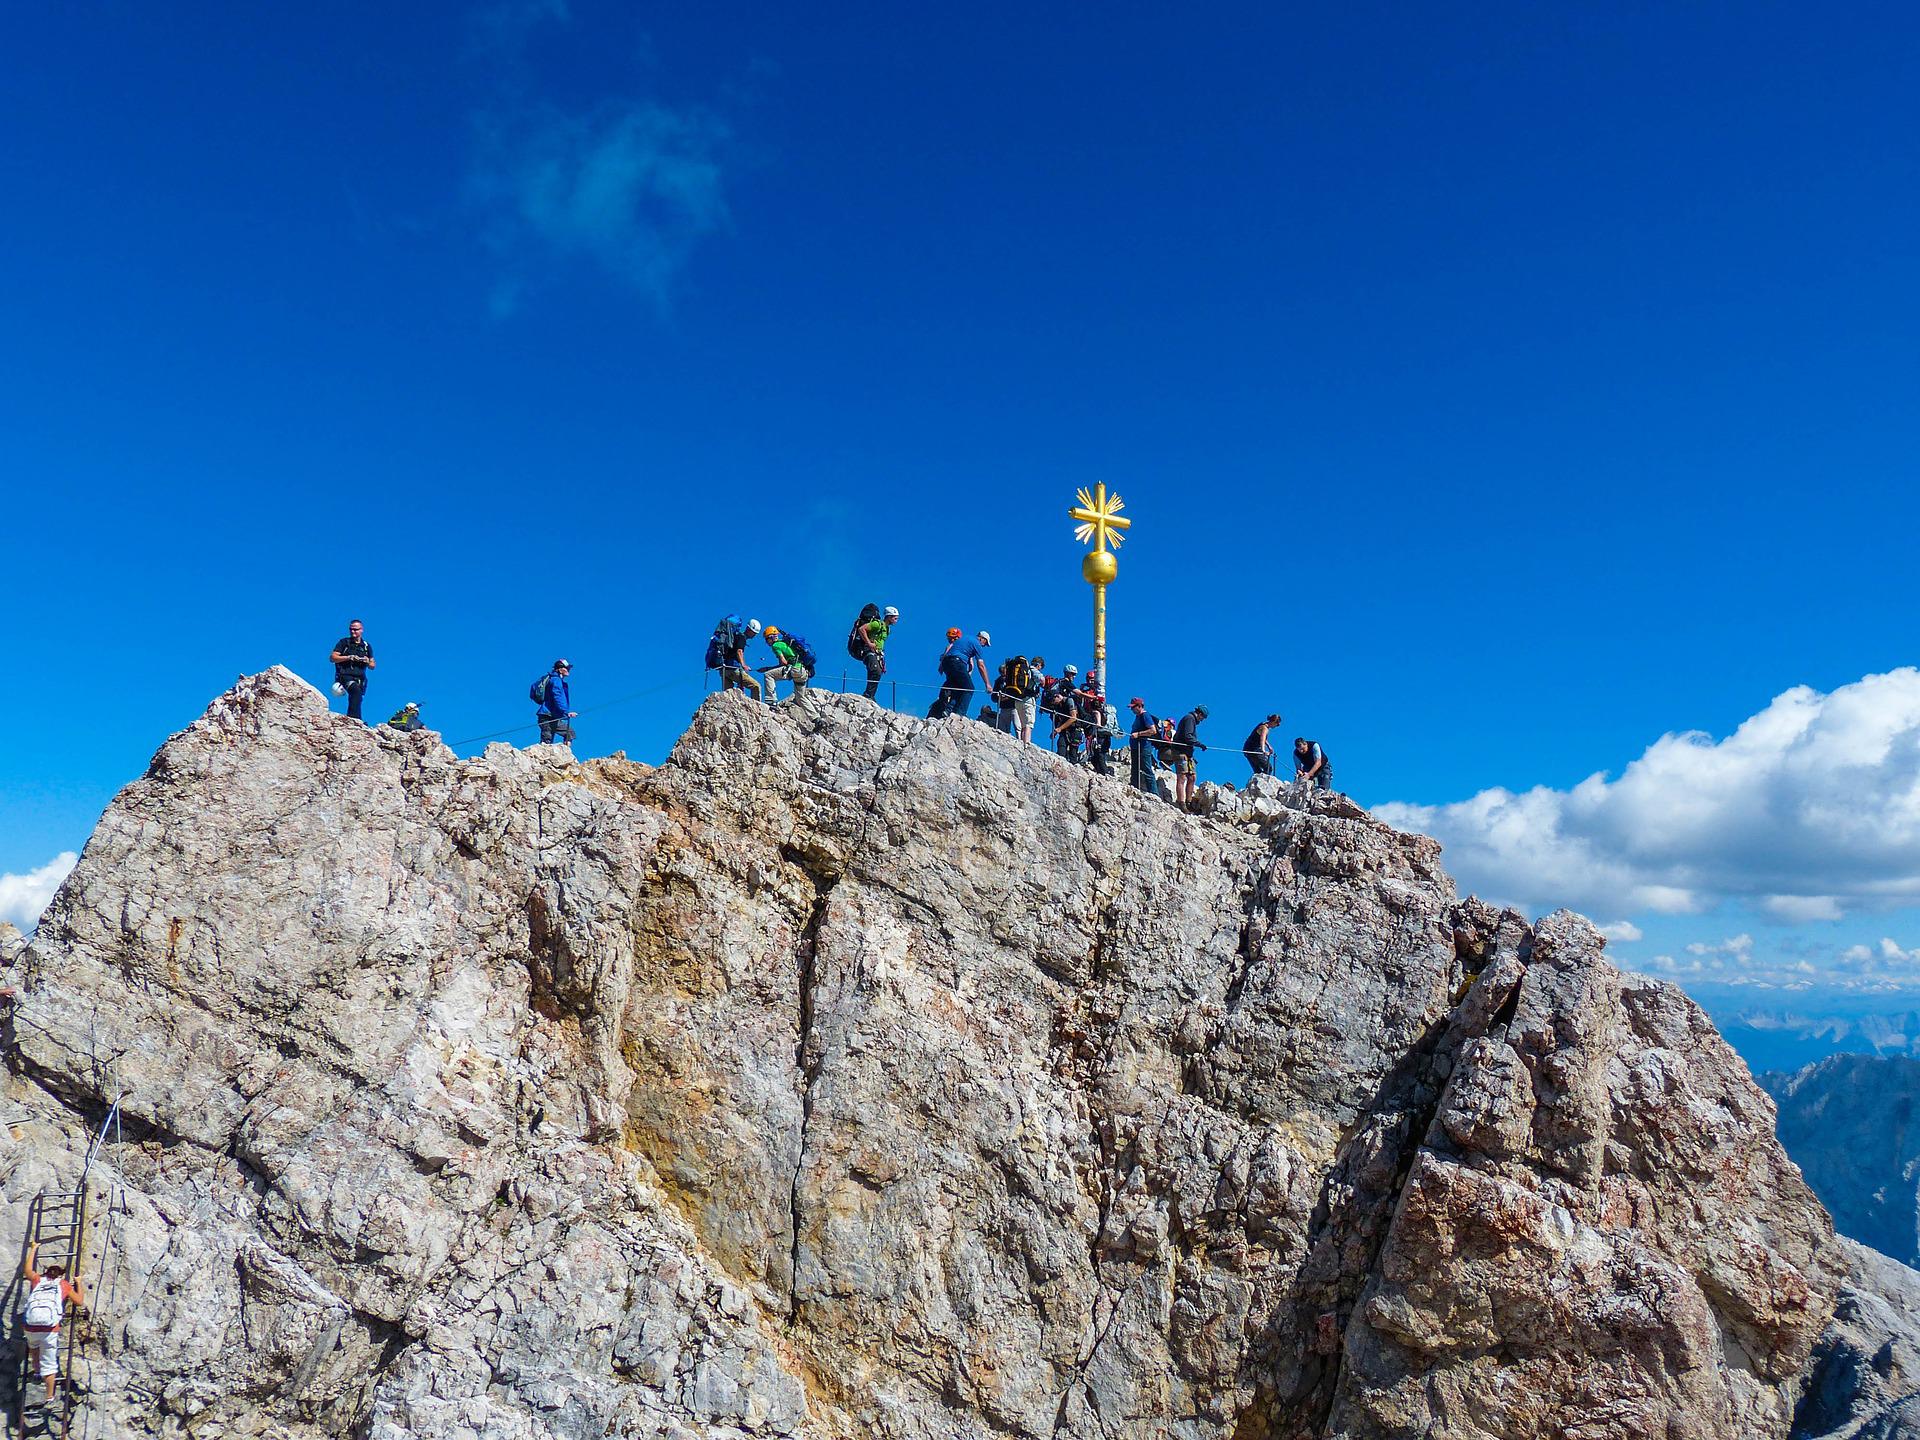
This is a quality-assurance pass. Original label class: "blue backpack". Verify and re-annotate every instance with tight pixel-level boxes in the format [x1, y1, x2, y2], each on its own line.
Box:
[786, 634, 818, 671]
[529, 674, 550, 705]
[705, 617, 741, 670]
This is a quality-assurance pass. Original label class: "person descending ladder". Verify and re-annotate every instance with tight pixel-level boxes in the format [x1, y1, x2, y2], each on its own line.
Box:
[13, 1189, 88, 1437]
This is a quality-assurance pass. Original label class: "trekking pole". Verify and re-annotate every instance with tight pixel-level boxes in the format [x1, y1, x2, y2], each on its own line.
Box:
[891, 680, 897, 711]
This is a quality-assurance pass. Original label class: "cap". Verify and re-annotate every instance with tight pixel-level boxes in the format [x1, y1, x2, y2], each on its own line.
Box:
[883, 605, 899, 619]
[746, 618, 762, 634]
[976, 630, 991, 646]
[554, 658, 571, 669]
[1129, 696, 1145, 707]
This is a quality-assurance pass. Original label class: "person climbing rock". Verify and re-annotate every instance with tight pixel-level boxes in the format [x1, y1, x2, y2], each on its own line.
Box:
[706, 616, 764, 701]
[989, 659, 1022, 733]
[386, 701, 424, 733]
[931, 629, 990, 719]
[1295, 736, 1333, 791]
[1042, 665, 1081, 744]
[1173, 705, 1209, 809]
[329, 619, 375, 722]
[762, 627, 815, 702]
[1243, 713, 1283, 776]
[1127, 697, 1160, 793]
[1082, 682, 1115, 777]
[21, 1241, 83, 1407]
[847, 604, 898, 702]
[534, 660, 576, 745]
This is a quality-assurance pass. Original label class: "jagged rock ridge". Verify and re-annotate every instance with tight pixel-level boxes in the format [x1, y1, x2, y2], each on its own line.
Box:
[1765, 1056, 1920, 1269]
[0, 668, 1865, 1438]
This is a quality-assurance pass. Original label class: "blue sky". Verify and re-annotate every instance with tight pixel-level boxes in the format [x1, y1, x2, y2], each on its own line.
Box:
[6, 3, 1920, 1031]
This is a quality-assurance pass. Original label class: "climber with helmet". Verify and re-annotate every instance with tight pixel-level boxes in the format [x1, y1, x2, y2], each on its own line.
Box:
[1173, 705, 1209, 809]
[1295, 737, 1333, 792]
[385, 701, 425, 733]
[931, 629, 991, 719]
[761, 627, 815, 703]
[849, 604, 899, 702]
[21, 1241, 83, 1406]
[1042, 664, 1081, 744]
[705, 616, 764, 702]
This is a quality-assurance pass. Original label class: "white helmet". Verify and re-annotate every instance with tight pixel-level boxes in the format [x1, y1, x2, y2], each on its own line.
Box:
[745, 618, 762, 635]
[976, 630, 991, 646]
[883, 605, 899, 620]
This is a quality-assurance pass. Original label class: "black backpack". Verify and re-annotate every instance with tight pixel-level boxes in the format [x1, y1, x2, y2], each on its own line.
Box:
[1005, 657, 1033, 698]
[849, 605, 880, 659]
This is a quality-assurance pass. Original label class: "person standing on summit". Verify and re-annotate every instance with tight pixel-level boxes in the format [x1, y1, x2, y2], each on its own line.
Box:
[1172, 705, 1209, 810]
[1243, 713, 1283, 776]
[931, 629, 991, 718]
[849, 604, 898, 701]
[535, 659, 576, 745]
[329, 618, 375, 721]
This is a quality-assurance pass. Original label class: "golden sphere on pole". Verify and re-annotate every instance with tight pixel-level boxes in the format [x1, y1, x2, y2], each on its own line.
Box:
[1082, 549, 1118, 585]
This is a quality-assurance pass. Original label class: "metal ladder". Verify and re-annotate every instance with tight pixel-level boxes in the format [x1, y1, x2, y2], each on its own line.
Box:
[10, 1187, 89, 1439]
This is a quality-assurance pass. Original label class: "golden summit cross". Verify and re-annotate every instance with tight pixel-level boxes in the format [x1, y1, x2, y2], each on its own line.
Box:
[1067, 483, 1132, 699]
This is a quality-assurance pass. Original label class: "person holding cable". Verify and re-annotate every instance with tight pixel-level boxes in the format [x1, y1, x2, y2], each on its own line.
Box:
[329, 618, 375, 721]
[1243, 713, 1283, 777]
[534, 659, 576, 745]
[1172, 704, 1209, 810]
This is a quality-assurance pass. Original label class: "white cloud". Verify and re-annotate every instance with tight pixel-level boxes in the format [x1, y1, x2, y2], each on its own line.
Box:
[1598, 920, 1644, 943]
[473, 100, 731, 312]
[1378, 668, 1920, 922]
[0, 853, 77, 931]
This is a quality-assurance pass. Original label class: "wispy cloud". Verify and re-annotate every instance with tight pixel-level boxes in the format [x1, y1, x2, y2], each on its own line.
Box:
[465, 5, 734, 314]
[0, 853, 77, 932]
[1378, 668, 1920, 922]
[1633, 929, 1920, 994]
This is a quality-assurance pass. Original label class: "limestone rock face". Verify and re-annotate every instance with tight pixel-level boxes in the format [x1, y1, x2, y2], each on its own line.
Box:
[0, 670, 1847, 1438]
[1792, 1239, 1920, 1440]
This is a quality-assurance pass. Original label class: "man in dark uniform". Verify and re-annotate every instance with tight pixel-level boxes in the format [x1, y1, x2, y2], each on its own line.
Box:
[329, 618, 375, 721]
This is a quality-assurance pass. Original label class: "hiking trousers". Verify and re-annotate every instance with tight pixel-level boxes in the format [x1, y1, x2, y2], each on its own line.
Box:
[862, 652, 886, 700]
[538, 715, 575, 745]
[1129, 741, 1155, 792]
[1248, 754, 1274, 777]
[343, 677, 367, 721]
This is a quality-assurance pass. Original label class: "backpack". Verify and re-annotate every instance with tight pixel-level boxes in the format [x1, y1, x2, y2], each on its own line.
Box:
[529, 675, 551, 705]
[22, 1277, 62, 1328]
[1005, 657, 1033, 698]
[787, 634, 818, 671]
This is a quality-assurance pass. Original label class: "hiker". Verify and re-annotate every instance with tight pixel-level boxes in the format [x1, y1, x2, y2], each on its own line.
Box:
[706, 616, 764, 701]
[1243, 713, 1283, 776]
[989, 660, 1021, 733]
[386, 701, 424, 733]
[931, 628, 991, 719]
[20, 1241, 83, 1406]
[1082, 683, 1116, 777]
[329, 619, 375, 722]
[533, 659, 576, 744]
[1295, 737, 1333, 791]
[762, 627, 816, 702]
[997, 654, 1039, 741]
[1126, 698, 1160, 793]
[1172, 705, 1209, 809]
[1042, 665, 1081, 743]
[848, 604, 898, 701]
[1015, 655, 1047, 743]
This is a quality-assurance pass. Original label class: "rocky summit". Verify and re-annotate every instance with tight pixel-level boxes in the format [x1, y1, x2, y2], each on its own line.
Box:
[0, 668, 1907, 1439]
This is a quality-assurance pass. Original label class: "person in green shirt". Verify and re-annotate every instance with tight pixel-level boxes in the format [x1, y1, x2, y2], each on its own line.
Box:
[850, 604, 898, 701]
[761, 627, 810, 703]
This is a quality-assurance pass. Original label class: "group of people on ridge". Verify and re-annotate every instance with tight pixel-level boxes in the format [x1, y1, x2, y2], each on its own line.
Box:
[700, 606, 1337, 810]
[328, 621, 578, 743]
[324, 612, 1336, 806]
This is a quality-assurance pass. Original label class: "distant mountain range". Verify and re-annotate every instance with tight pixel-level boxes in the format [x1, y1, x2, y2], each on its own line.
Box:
[1711, 1005, 1920, 1074]
[1762, 1055, 1920, 1269]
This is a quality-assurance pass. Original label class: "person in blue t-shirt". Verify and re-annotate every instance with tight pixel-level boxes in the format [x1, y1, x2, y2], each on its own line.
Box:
[932, 628, 992, 718]
[1126, 697, 1160, 793]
